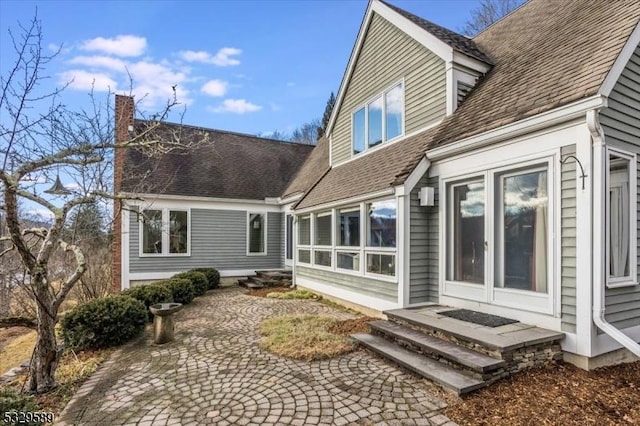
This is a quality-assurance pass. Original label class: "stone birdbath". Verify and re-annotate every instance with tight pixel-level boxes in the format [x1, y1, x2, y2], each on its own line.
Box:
[149, 303, 183, 344]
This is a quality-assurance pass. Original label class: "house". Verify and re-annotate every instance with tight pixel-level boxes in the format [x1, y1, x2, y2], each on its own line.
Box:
[114, 0, 640, 373]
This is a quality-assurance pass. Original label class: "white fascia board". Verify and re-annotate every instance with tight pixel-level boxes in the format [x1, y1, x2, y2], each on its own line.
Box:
[599, 20, 640, 97]
[452, 52, 492, 74]
[278, 193, 303, 205]
[395, 156, 430, 196]
[293, 188, 395, 215]
[326, 0, 456, 136]
[426, 95, 608, 161]
[325, 1, 375, 136]
[121, 192, 281, 205]
[122, 194, 283, 213]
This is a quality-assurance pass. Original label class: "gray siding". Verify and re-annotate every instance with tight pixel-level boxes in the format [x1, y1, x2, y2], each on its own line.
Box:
[296, 266, 397, 302]
[130, 209, 283, 273]
[561, 145, 577, 333]
[600, 45, 640, 330]
[331, 12, 446, 165]
[409, 174, 440, 304]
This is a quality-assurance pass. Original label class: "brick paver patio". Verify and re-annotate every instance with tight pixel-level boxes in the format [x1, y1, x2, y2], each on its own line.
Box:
[58, 285, 454, 425]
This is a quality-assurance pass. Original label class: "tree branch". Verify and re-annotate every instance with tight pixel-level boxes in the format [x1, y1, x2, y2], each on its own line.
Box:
[52, 240, 85, 313]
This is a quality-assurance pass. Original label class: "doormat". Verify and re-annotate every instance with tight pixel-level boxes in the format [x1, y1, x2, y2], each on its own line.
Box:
[439, 309, 518, 327]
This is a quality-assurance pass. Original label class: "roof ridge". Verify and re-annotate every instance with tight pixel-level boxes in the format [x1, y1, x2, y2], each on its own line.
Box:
[134, 118, 316, 147]
[378, 0, 493, 64]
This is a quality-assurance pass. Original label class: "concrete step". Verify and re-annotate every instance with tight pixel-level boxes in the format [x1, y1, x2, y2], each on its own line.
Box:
[248, 276, 278, 286]
[369, 320, 505, 373]
[256, 270, 292, 281]
[352, 333, 486, 395]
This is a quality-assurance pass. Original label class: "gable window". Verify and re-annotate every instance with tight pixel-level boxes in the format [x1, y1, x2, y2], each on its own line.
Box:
[247, 213, 267, 255]
[352, 82, 404, 155]
[141, 208, 189, 256]
[607, 149, 637, 287]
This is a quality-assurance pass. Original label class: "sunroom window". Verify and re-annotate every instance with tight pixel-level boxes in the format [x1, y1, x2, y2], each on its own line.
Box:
[352, 82, 404, 155]
[607, 150, 636, 286]
[366, 200, 397, 277]
[298, 215, 311, 264]
[314, 211, 332, 268]
[338, 208, 360, 246]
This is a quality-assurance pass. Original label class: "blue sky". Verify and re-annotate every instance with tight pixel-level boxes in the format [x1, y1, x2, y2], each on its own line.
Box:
[1, 0, 481, 138]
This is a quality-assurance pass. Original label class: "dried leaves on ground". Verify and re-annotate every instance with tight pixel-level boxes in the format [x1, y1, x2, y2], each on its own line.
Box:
[258, 314, 355, 361]
[443, 360, 640, 425]
[266, 289, 320, 300]
[246, 286, 290, 298]
[0, 329, 36, 375]
[329, 317, 377, 335]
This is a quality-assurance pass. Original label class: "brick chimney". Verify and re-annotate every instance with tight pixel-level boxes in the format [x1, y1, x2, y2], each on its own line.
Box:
[112, 95, 134, 292]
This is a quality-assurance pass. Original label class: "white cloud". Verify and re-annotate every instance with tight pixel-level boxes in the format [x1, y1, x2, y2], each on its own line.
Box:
[179, 47, 242, 66]
[201, 79, 228, 97]
[127, 60, 190, 107]
[69, 55, 127, 72]
[59, 69, 117, 92]
[209, 99, 262, 114]
[81, 35, 147, 57]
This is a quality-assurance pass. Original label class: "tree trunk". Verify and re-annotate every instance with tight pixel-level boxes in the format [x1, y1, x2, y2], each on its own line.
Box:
[28, 273, 61, 394]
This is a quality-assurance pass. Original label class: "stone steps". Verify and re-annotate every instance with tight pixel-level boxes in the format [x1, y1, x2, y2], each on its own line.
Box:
[369, 320, 505, 374]
[352, 307, 564, 394]
[351, 333, 486, 395]
[238, 270, 292, 289]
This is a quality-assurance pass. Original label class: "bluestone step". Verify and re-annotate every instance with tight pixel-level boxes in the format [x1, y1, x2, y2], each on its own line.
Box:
[369, 320, 505, 373]
[351, 333, 486, 395]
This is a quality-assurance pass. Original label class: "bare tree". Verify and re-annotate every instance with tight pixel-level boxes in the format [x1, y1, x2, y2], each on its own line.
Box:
[461, 0, 526, 36]
[0, 15, 202, 393]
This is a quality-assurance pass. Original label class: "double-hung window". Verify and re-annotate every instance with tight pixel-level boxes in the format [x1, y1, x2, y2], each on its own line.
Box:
[607, 149, 637, 287]
[141, 208, 189, 256]
[314, 211, 333, 267]
[353, 82, 404, 155]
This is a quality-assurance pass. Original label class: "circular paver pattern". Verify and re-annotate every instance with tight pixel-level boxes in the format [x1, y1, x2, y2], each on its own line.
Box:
[57, 286, 454, 425]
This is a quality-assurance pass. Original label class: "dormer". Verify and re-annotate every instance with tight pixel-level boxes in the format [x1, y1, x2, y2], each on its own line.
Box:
[326, 0, 492, 167]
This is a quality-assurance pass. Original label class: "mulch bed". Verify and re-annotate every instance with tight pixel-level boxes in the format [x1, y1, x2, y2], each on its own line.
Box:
[329, 317, 378, 335]
[443, 360, 640, 425]
[245, 286, 291, 298]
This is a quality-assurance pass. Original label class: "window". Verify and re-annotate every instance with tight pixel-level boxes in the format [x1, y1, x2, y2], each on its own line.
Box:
[352, 82, 404, 155]
[142, 209, 163, 254]
[366, 253, 395, 276]
[367, 200, 396, 248]
[298, 215, 311, 245]
[169, 211, 188, 254]
[141, 208, 189, 256]
[338, 208, 360, 246]
[285, 215, 293, 260]
[248, 213, 266, 255]
[496, 167, 548, 293]
[337, 252, 360, 271]
[315, 212, 332, 246]
[447, 180, 485, 284]
[607, 150, 637, 287]
[298, 249, 311, 264]
[314, 251, 332, 267]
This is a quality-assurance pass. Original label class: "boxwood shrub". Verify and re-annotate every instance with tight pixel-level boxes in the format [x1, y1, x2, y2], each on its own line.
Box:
[121, 284, 174, 321]
[191, 268, 220, 289]
[155, 278, 195, 305]
[61, 296, 147, 350]
[172, 271, 208, 296]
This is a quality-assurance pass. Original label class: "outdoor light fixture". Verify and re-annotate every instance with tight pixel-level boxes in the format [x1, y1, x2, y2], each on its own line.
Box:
[44, 174, 71, 195]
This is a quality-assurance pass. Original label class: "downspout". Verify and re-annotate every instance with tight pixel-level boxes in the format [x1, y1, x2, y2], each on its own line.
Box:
[587, 109, 640, 358]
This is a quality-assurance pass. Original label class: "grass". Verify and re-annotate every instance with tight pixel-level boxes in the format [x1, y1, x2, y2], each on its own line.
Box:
[0, 330, 37, 375]
[258, 314, 355, 361]
[0, 348, 113, 420]
[266, 289, 321, 300]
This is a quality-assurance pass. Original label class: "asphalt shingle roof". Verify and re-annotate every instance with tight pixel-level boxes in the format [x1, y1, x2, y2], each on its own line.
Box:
[122, 121, 314, 200]
[295, 0, 640, 210]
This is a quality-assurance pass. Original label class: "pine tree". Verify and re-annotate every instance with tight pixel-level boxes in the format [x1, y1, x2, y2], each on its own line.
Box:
[317, 92, 336, 140]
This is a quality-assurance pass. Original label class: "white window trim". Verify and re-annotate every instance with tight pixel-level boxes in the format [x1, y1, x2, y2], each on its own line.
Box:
[246, 211, 268, 256]
[294, 199, 399, 283]
[606, 148, 638, 288]
[351, 79, 405, 158]
[440, 154, 558, 315]
[139, 208, 191, 257]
